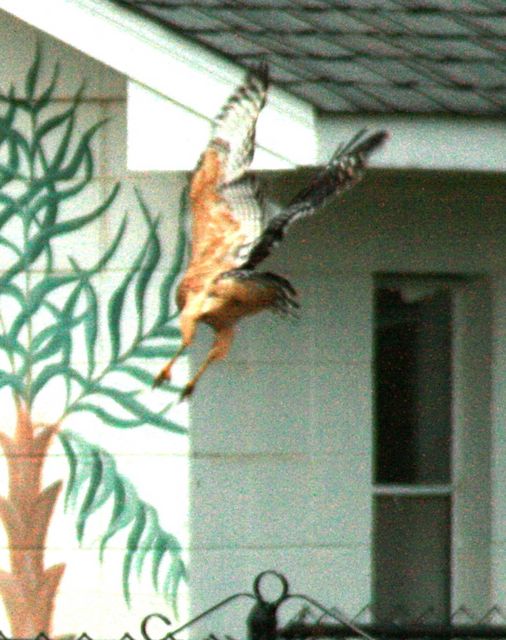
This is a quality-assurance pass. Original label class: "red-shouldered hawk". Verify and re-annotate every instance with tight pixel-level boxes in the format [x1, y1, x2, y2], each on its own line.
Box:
[154, 64, 388, 398]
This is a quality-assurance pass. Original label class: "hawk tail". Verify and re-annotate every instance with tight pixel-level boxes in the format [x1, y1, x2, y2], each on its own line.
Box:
[242, 128, 388, 269]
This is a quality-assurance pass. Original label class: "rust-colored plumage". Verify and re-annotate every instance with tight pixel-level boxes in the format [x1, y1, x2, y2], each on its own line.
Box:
[154, 64, 388, 397]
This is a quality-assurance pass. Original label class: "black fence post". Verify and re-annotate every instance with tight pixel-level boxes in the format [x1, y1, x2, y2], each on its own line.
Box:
[247, 571, 289, 640]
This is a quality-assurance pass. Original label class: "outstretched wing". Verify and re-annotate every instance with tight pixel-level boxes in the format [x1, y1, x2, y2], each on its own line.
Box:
[220, 174, 267, 261]
[240, 128, 389, 270]
[212, 62, 269, 183]
[188, 64, 270, 266]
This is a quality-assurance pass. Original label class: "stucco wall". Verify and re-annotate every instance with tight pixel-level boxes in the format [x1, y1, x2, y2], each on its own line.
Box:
[189, 169, 506, 629]
[1, 7, 506, 640]
[0, 10, 189, 638]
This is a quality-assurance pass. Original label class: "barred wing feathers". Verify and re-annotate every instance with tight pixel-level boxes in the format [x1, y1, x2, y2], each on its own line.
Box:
[211, 63, 269, 184]
[221, 175, 267, 261]
[241, 128, 389, 270]
[188, 64, 270, 267]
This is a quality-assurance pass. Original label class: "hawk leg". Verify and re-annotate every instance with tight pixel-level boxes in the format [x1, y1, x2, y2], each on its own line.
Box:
[182, 325, 235, 399]
[152, 342, 186, 388]
[153, 312, 197, 388]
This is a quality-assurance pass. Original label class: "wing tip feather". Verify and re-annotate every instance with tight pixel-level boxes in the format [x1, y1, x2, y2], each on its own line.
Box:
[251, 61, 269, 90]
[333, 128, 389, 162]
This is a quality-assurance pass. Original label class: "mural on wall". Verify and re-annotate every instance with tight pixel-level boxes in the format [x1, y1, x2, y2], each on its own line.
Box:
[0, 51, 188, 636]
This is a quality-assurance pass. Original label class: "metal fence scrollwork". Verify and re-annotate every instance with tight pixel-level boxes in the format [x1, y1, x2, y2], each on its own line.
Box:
[141, 570, 376, 640]
[5, 571, 506, 640]
[141, 571, 506, 640]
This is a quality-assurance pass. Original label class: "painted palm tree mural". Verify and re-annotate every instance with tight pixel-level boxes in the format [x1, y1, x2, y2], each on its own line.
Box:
[0, 52, 188, 636]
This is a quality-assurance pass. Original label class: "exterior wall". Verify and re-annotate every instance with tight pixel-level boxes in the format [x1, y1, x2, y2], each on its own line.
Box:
[492, 277, 506, 605]
[2, 7, 506, 640]
[0, 10, 189, 638]
[190, 169, 506, 630]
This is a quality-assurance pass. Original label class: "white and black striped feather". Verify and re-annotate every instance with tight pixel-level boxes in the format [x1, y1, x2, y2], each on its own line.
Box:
[239, 128, 388, 270]
[210, 63, 269, 185]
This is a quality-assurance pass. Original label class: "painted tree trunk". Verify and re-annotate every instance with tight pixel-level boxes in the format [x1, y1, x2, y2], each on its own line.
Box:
[0, 404, 64, 636]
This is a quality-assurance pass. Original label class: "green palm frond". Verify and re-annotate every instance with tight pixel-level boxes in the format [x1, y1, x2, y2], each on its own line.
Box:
[0, 47, 188, 432]
[0, 50, 121, 406]
[61, 186, 188, 432]
[0, 47, 191, 614]
[0, 48, 192, 607]
[59, 430, 187, 613]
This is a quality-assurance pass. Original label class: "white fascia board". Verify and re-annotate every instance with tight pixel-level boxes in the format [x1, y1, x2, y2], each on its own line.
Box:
[0, 0, 317, 171]
[127, 80, 308, 171]
[318, 114, 506, 172]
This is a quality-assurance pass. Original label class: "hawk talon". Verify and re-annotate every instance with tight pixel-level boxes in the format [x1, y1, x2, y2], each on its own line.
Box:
[152, 366, 173, 389]
[180, 383, 195, 401]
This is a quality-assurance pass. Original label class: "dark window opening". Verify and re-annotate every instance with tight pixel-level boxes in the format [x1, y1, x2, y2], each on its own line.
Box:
[373, 286, 452, 484]
[373, 495, 451, 622]
[373, 280, 454, 622]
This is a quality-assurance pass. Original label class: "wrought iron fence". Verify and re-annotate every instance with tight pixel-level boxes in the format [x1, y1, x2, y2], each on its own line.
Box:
[141, 572, 506, 640]
[4, 571, 506, 640]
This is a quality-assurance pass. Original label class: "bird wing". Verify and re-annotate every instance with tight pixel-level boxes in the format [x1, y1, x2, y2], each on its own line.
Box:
[212, 62, 269, 184]
[188, 64, 270, 269]
[220, 175, 267, 261]
[240, 128, 389, 270]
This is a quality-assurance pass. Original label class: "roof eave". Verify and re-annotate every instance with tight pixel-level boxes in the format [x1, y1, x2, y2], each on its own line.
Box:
[1, 0, 504, 173]
[0, 0, 318, 170]
[318, 113, 506, 173]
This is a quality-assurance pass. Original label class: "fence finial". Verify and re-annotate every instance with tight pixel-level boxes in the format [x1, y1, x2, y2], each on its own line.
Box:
[248, 571, 290, 640]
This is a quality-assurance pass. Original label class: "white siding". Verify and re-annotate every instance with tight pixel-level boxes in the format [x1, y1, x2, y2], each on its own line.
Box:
[0, 7, 506, 640]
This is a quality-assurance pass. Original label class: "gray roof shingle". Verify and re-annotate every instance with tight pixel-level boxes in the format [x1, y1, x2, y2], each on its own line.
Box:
[111, 0, 506, 115]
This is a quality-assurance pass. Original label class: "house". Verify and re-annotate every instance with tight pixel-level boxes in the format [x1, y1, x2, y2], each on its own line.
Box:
[0, 0, 504, 637]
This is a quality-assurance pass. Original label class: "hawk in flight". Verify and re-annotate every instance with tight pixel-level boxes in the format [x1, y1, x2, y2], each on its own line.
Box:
[154, 64, 388, 397]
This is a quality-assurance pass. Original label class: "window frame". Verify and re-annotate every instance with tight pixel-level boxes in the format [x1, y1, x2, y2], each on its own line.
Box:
[372, 274, 492, 616]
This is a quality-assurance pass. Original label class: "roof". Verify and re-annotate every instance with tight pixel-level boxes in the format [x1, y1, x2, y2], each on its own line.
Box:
[110, 0, 506, 116]
[3, 0, 506, 172]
